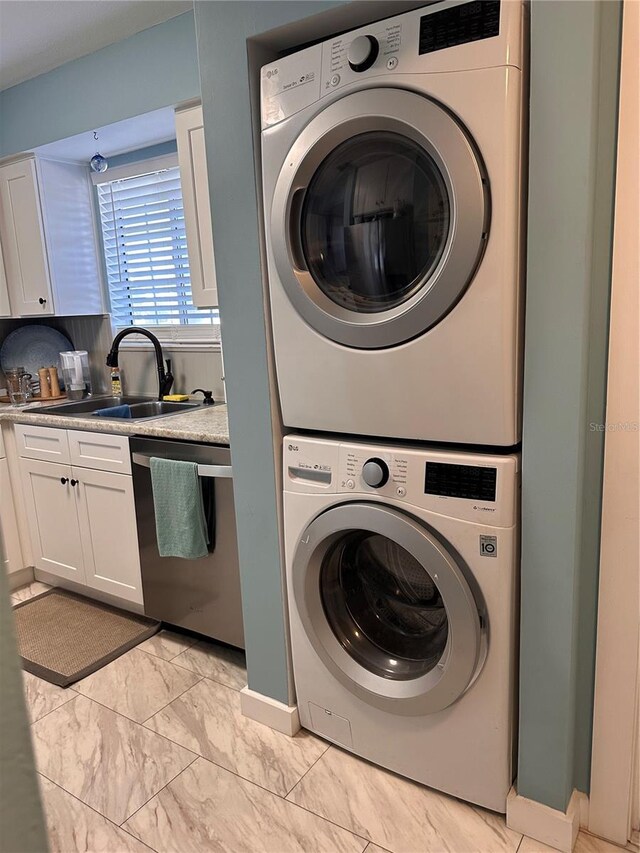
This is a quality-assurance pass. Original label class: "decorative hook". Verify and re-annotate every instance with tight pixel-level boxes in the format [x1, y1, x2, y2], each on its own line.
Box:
[93, 131, 98, 140]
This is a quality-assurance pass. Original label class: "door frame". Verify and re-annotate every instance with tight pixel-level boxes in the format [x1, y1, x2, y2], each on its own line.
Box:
[588, 0, 639, 844]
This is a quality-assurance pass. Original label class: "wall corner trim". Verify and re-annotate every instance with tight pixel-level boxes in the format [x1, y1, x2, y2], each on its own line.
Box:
[240, 686, 300, 737]
[506, 787, 587, 852]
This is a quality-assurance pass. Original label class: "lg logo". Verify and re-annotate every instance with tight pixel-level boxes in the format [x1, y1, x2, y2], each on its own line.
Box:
[288, 444, 299, 452]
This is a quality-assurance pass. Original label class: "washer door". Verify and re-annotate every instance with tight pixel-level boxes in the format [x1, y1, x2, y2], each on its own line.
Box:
[292, 503, 483, 715]
[271, 88, 489, 349]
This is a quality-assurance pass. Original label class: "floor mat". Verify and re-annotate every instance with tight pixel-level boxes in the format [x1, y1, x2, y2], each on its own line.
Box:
[13, 588, 160, 687]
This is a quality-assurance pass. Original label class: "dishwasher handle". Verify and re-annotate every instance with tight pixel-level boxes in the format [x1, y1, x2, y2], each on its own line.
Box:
[131, 452, 233, 479]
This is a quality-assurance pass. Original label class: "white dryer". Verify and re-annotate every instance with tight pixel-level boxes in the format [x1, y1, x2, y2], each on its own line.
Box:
[261, 1, 526, 446]
[284, 434, 519, 812]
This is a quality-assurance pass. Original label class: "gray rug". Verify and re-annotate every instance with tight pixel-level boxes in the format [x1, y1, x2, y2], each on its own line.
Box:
[13, 588, 160, 686]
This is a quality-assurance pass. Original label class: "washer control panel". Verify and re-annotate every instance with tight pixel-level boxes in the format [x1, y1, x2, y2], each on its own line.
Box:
[284, 435, 519, 527]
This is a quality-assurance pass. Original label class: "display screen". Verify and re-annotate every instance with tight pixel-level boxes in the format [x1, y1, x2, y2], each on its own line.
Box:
[425, 462, 497, 502]
[419, 1, 500, 56]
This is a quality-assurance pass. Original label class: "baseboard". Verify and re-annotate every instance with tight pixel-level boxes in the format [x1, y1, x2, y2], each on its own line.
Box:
[8, 566, 34, 591]
[240, 686, 300, 736]
[507, 787, 586, 852]
[576, 791, 589, 829]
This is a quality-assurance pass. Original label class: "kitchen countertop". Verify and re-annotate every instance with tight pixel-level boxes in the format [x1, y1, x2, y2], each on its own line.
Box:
[0, 401, 230, 445]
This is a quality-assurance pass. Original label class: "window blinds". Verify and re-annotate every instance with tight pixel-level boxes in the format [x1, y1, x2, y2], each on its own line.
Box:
[97, 165, 217, 328]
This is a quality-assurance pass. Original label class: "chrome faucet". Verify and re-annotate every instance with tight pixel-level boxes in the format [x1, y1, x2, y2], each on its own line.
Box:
[106, 327, 174, 400]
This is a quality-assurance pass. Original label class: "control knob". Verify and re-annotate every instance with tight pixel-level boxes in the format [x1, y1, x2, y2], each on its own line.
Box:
[347, 35, 379, 72]
[362, 457, 389, 488]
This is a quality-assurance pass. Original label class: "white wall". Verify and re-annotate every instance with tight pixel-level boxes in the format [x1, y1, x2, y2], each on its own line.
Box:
[588, 0, 640, 843]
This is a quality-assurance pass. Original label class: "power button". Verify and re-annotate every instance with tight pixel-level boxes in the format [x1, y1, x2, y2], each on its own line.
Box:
[346, 478, 355, 490]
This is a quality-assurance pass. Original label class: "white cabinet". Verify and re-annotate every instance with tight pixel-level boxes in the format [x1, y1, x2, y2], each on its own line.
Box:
[0, 429, 24, 577]
[19, 457, 86, 584]
[0, 155, 103, 317]
[0, 158, 53, 315]
[0, 233, 11, 317]
[16, 428, 143, 605]
[176, 104, 219, 309]
[76, 468, 141, 602]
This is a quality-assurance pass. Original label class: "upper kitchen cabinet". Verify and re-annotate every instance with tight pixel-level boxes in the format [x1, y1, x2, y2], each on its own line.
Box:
[175, 104, 218, 309]
[0, 155, 103, 317]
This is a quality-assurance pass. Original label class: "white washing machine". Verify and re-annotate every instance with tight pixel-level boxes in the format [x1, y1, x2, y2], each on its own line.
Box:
[284, 434, 520, 812]
[261, 1, 527, 446]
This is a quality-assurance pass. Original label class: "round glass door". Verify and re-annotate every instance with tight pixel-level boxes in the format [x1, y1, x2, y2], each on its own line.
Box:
[292, 503, 484, 715]
[320, 531, 449, 680]
[301, 132, 450, 314]
[270, 88, 488, 349]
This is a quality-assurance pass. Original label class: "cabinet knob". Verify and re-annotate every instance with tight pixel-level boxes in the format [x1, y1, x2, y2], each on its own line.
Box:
[39, 297, 47, 306]
[60, 477, 69, 485]
[70, 479, 79, 487]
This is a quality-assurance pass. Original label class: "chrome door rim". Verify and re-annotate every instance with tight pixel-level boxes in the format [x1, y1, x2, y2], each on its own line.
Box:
[271, 87, 489, 349]
[292, 502, 483, 715]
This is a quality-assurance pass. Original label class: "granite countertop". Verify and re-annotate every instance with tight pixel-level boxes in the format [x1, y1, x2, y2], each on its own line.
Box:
[0, 401, 230, 445]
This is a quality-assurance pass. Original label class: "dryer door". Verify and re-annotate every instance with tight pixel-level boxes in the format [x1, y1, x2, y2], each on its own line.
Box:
[271, 88, 488, 349]
[292, 502, 484, 715]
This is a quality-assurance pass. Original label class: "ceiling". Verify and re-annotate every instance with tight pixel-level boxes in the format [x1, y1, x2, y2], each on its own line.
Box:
[0, 0, 192, 91]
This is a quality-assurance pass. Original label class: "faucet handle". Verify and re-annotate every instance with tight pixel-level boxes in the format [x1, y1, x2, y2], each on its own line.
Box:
[192, 389, 215, 406]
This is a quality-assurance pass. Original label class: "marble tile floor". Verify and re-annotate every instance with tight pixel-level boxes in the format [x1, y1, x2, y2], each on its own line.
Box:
[11, 582, 634, 853]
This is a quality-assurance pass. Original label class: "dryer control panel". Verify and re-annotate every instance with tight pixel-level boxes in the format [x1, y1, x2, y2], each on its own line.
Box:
[261, 1, 524, 128]
[284, 435, 519, 528]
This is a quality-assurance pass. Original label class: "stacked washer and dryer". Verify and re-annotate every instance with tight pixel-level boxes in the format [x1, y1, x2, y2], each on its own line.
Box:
[260, 0, 526, 812]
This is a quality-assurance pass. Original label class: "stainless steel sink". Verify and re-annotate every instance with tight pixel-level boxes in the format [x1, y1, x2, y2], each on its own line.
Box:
[128, 401, 200, 418]
[36, 395, 202, 421]
[37, 395, 151, 415]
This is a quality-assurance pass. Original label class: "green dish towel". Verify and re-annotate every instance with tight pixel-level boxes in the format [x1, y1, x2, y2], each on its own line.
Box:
[150, 457, 209, 560]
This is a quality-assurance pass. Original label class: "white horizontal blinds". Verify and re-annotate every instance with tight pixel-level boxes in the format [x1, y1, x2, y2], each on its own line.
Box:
[97, 165, 217, 328]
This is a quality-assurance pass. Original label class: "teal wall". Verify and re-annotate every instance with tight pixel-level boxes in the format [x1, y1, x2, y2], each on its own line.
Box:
[0, 12, 199, 157]
[518, 0, 620, 810]
[194, 0, 339, 705]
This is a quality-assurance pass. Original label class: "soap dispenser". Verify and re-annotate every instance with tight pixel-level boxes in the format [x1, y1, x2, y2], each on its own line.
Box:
[110, 365, 123, 396]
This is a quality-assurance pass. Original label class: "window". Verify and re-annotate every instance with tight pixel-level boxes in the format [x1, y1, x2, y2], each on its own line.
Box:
[94, 155, 218, 340]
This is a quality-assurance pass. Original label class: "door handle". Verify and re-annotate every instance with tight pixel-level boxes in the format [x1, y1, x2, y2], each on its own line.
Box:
[70, 479, 79, 487]
[131, 453, 232, 479]
[39, 297, 47, 306]
[60, 477, 69, 485]
[288, 187, 307, 272]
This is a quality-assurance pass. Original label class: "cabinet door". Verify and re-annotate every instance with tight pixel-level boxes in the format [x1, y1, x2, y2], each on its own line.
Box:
[0, 234, 11, 317]
[0, 456, 24, 576]
[19, 457, 84, 582]
[0, 159, 53, 316]
[176, 105, 219, 309]
[74, 467, 143, 605]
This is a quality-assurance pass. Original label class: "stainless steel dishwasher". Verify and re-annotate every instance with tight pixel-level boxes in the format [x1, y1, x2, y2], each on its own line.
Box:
[130, 436, 244, 649]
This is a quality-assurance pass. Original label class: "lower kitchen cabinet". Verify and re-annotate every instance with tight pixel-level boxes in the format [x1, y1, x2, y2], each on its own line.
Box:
[0, 455, 24, 576]
[19, 455, 143, 605]
[19, 457, 85, 584]
[75, 467, 141, 602]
